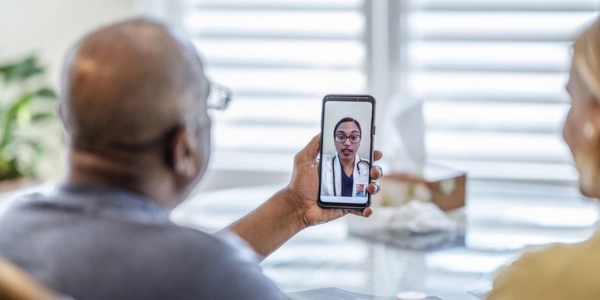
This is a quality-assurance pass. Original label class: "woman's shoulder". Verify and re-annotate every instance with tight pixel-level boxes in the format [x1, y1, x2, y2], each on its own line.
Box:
[487, 233, 600, 299]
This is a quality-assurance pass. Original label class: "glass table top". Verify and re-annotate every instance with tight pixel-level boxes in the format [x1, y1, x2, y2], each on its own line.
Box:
[171, 180, 600, 300]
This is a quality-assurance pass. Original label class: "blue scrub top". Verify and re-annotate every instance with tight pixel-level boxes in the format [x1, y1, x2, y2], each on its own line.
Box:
[341, 170, 353, 197]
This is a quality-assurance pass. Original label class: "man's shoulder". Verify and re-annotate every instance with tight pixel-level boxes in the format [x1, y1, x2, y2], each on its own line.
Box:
[0, 193, 282, 299]
[126, 222, 284, 298]
[160, 225, 245, 259]
[0, 191, 241, 262]
[0, 192, 54, 223]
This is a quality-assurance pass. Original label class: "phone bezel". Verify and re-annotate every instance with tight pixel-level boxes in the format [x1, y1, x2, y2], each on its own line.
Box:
[317, 94, 376, 209]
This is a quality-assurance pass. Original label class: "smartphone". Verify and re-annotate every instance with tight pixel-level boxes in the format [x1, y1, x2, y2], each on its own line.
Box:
[317, 94, 376, 209]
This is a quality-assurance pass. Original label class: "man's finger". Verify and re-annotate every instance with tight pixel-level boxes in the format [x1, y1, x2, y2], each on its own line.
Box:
[370, 165, 383, 180]
[373, 150, 383, 161]
[301, 134, 321, 159]
[367, 182, 380, 195]
[349, 207, 373, 218]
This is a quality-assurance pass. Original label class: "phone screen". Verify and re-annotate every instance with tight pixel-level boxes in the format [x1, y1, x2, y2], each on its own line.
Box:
[317, 95, 375, 208]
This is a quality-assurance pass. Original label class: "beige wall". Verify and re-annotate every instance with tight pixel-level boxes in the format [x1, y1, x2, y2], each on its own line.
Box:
[0, 0, 136, 86]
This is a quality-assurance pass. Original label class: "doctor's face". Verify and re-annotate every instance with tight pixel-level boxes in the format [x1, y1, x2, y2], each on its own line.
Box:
[334, 121, 361, 164]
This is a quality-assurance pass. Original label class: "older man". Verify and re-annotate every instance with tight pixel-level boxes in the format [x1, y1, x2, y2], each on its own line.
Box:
[0, 19, 382, 299]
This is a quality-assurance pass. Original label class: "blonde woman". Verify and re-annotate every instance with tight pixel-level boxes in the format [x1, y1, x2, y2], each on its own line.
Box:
[487, 19, 600, 299]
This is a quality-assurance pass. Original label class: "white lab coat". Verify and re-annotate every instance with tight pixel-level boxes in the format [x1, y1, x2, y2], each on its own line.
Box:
[320, 153, 368, 197]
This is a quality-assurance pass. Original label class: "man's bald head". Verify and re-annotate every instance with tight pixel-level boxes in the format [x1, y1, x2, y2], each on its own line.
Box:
[60, 18, 210, 151]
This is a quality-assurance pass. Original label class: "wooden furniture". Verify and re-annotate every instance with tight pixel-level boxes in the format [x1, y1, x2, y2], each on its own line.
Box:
[0, 258, 67, 300]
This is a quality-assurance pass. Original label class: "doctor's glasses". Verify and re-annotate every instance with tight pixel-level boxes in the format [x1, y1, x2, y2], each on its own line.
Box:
[334, 134, 361, 144]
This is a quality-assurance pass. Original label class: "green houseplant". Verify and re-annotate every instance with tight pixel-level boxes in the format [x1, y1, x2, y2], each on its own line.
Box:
[0, 55, 58, 182]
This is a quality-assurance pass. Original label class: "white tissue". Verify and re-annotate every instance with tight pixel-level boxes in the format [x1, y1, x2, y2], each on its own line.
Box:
[386, 200, 457, 233]
[382, 96, 426, 175]
[348, 200, 457, 234]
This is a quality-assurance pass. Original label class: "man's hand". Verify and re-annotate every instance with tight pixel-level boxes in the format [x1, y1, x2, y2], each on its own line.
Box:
[284, 134, 383, 228]
[225, 134, 383, 258]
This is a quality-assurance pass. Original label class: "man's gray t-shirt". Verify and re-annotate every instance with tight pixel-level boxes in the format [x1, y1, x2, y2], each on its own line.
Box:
[0, 184, 286, 299]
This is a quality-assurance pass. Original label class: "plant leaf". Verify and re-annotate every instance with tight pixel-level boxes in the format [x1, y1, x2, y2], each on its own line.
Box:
[0, 156, 23, 180]
[35, 87, 57, 99]
[31, 112, 56, 122]
[21, 139, 44, 178]
[0, 64, 16, 81]
[12, 57, 43, 82]
[16, 105, 32, 125]
[9, 157, 26, 178]
[0, 55, 56, 180]
[9, 93, 33, 114]
[0, 94, 32, 150]
[0, 56, 44, 84]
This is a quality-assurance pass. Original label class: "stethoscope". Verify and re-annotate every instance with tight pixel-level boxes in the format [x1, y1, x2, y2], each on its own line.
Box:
[331, 155, 370, 196]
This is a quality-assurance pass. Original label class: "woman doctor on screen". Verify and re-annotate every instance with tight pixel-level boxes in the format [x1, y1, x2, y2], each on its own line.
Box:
[321, 117, 369, 197]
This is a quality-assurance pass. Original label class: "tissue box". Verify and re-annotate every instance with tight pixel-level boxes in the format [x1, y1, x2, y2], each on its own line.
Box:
[375, 162, 466, 211]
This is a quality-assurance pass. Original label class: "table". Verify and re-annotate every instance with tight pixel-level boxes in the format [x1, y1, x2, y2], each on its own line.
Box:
[172, 180, 599, 300]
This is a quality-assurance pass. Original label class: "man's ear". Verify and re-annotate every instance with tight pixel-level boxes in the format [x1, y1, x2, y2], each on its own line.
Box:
[168, 126, 200, 179]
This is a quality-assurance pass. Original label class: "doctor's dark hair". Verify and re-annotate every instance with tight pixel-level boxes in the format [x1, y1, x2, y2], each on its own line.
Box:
[333, 117, 361, 136]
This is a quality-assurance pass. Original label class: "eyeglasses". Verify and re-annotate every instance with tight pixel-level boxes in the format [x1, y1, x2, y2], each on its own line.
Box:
[207, 83, 232, 110]
[334, 134, 361, 144]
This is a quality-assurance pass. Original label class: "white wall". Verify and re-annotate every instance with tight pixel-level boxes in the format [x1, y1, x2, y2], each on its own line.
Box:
[0, 0, 136, 86]
[0, 1, 290, 192]
[0, 0, 136, 180]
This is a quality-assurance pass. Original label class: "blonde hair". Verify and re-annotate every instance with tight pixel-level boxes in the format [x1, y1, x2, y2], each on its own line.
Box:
[573, 19, 600, 100]
[573, 18, 600, 196]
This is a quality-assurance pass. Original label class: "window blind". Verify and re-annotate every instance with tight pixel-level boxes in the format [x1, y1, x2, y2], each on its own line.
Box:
[179, 0, 598, 183]
[181, 0, 367, 172]
[406, 0, 600, 183]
